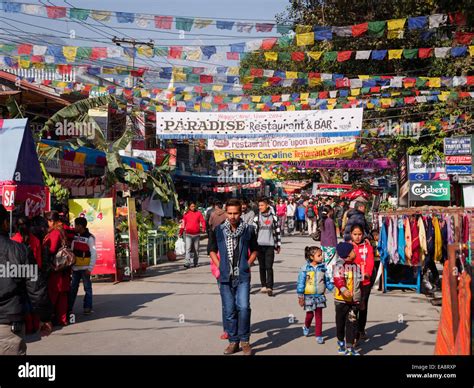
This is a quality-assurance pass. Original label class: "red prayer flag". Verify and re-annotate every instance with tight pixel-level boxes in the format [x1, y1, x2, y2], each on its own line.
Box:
[227, 52, 239, 60]
[57, 65, 72, 75]
[261, 38, 278, 50]
[337, 50, 352, 62]
[18, 44, 32, 55]
[404, 97, 416, 105]
[200, 75, 213, 83]
[271, 95, 281, 102]
[91, 47, 107, 60]
[218, 104, 228, 111]
[213, 96, 224, 104]
[319, 91, 329, 99]
[243, 84, 253, 90]
[255, 23, 274, 32]
[46, 6, 66, 19]
[418, 48, 433, 58]
[155, 16, 173, 29]
[250, 68, 264, 77]
[449, 12, 466, 26]
[291, 52, 305, 61]
[335, 77, 350, 88]
[370, 86, 381, 93]
[168, 46, 183, 59]
[268, 77, 282, 85]
[466, 76, 474, 85]
[308, 72, 320, 78]
[352, 22, 368, 37]
[454, 31, 474, 45]
[31, 55, 43, 63]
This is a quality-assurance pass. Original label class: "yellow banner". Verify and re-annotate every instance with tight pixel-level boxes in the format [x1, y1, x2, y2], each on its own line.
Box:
[213, 142, 356, 162]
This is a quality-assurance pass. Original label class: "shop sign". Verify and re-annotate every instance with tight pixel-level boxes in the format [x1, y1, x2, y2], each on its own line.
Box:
[409, 181, 450, 201]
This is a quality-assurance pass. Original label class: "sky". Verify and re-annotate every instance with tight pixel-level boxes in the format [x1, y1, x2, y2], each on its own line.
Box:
[0, 0, 291, 82]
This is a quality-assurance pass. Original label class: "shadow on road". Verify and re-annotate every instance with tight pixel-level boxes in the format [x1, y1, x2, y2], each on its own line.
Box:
[251, 317, 302, 354]
[359, 321, 409, 354]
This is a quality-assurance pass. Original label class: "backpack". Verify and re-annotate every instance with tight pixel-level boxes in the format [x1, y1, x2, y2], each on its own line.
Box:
[307, 206, 315, 218]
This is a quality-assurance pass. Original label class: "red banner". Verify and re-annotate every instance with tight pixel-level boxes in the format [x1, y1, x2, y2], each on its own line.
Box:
[1, 185, 16, 211]
[446, 155, 472, 165]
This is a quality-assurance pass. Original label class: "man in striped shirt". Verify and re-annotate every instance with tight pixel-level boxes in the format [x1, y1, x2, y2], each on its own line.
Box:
[253, 197, 281, 297]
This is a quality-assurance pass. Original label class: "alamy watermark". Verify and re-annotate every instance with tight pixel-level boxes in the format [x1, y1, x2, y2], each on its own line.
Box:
[376, 120, 423, 138]
[55, 120, 95, 139]
[217, 168, 258, 184]
[0, 263, 38, 282]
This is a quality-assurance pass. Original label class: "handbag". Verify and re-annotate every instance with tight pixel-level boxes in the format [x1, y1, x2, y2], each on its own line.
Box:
[52, 241, 76, 272]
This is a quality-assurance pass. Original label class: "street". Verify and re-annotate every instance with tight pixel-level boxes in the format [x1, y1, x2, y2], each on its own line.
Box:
[27, 234, 441, 355]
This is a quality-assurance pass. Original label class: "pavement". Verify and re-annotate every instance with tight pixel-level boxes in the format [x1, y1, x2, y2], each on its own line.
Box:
[27, 234, 441, 355]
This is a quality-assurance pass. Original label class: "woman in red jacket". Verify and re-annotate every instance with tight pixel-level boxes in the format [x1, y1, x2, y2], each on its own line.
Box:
[11, 217, 43, 333]
[43, 211, 71, 326]
[350, 224, 374, 343]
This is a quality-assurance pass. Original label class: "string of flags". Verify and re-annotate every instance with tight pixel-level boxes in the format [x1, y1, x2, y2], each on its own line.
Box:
[0, 1, 467, 39]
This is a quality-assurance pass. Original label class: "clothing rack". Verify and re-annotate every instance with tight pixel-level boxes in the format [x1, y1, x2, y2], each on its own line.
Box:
[375, 207, 473, 294]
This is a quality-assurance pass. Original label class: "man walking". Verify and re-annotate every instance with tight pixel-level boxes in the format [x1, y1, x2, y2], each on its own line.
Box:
[286, 199, 296, 235]
[254, 197, 281, 297]
[343, 200, 371, 242]
[69, 217, 97, 316]
[306, 200, 318, 236]
[0, 205, 52, 355]
[209, 199, 258, 355]
[179, 202, 206, 268]
[241, 199, 255, 226]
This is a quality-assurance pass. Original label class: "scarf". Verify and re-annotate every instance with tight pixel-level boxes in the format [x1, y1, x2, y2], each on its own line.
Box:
[223, 219, 246, 273]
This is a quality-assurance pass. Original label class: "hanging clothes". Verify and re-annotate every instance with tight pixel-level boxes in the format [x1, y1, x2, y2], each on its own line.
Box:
[435, 260, 455, 355]
[418, 216, 427, 266]
[426, 216, 435, 261]
[432, 216, 442, 262]
[441, 219, 448, 263]
[397, 216, 406, 265]
[404, 217, 412, 265]
[390, 216, 399, 264]
[378, 221, 389, 266]
[454, 271, 471, 355]
[410, 217, 421, 266]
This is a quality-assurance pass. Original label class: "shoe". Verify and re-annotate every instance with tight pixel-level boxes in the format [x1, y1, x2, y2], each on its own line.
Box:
[337, 341, 346, 354]
[183, 264, 191, 269]
[220, 332, 229, 340]
[260, 287, 268, 293]
[83, 308, 92, 315]
[240, 341, 252, 356]
[223, 342, 239, 355]
[359, 331, 368, 340]
[316, 336, 324, 344]
[302, 326, 310, 336]
[267, 289, 273, 297]
[345, 347, 360, 356]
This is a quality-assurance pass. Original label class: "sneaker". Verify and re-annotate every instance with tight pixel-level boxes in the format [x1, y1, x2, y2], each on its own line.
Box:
[302, 326, 310, 337]
[240, 341, 252, 356]
[267, 289, 273, 297]
[316, 336, 324, 344]
[345, 347, 361, 356]
[260, 287, 268, 293]
[223, 342, 239, 355]
[83, 308, 92, 315]
[220, 332, 229, 340]
[337, 341, 346, 354]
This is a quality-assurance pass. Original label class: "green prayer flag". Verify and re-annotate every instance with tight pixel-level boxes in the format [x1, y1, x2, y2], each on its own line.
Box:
[278, 52, 291, 62]
[175, 17, 194, 32]
[361, 87, 371, 94]
[416, 78, 427, 87]
[76, 47, 92, 60]
[277, 25, 293, 35]
[154, 47, 168, 56]
[69, 8, 90, 21]
[403, 48, 418, 59]
[278, 35, 293, 47]
[187, 74, 199, 83]
[368, 21, 386, 37]
[323, 51, 337, 61]
[1, 44, 16, 53]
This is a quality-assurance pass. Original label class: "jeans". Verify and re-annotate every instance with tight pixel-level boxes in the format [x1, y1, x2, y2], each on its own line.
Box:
[307, 217, 317, 235]
[220, 279, 251, 343]
[185, 234, 200, 266]
[296, 220, 306, 233]
[335, 303, 359, 346]
[278, 215, 287, 236]
[0, 323, 26, 355]
[258, 246, 275, 289]
[217, 280, 226, 333]
[69, 270, 93, 311]
[287, 217, 295, 233]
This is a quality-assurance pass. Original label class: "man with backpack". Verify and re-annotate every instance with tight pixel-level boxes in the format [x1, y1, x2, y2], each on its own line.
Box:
[69, 217, 97, 316]
[306, 200, 318, 236]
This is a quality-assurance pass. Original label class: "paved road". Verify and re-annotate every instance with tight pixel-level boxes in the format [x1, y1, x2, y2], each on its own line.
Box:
[27, 234, 441, 355]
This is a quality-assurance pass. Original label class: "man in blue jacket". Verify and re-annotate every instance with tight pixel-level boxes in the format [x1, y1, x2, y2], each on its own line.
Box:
[209, 199, 258, 356]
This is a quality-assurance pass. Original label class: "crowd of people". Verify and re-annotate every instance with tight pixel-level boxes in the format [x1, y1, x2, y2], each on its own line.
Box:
[0, 204, 97, 355]
[177, 193, 382, 356]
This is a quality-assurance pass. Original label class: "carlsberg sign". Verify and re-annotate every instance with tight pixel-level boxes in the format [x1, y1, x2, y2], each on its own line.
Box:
[409, 181, 450, 201]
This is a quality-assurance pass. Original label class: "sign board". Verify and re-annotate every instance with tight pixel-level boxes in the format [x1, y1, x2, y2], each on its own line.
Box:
[408, 172, 449, 181]
[1, 185, 16, 211]
[458, 175, 474, 184]
[445, 155, 472, 165]
[208, 136, 355, 150]
[69, 198, 117, 276]
[409, 181, 450, 202]
[446, 165, 473, 175]
[156, 109, 363, 139]
[408, 155, 446, 174]
[444, 136, 472, 156]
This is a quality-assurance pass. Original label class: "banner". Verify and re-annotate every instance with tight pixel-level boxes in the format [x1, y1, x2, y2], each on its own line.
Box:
[408, 155, 446, 174]
[156, 109, 363, 139]
[127, 198, 140, 273]
[282, 158, 394, 170]
[208, 136, 354, 150]
[1, 185, 16, 211]
[213, 142, 356, 162]
[444, 136, 472, 156]
[69, 198, 117, 276]
[409, 181, 451, 201]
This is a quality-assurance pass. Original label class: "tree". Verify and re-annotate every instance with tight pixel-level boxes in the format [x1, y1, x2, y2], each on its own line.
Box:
[240, 0, 473, 165]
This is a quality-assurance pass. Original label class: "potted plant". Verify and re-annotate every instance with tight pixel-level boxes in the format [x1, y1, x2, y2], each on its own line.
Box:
[158, 219, 181, 261]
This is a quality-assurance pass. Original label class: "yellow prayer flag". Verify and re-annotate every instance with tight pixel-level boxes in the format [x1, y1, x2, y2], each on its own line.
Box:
[232, 96, 242, 103]
[387, 18, 406, 30]
[300, 92, 309, 100]
[32, 62, 45, 69]
[202, 102, 212, 110]
[227, 67, 240, 76]
[358, 75, 370, 80]
[173, 72, 187, 82]
[264, 52, 278, 61]
[388, 49, 403, 60]
[380, 98, 392, 106]
[212, 85, 223, 92]
[328, 98, 337, 105]
[140, 90, 150, 97]
[241, 76, 253, 84]
[438, 93, 448, 102]
[428, 77, 441, 88]
[185, 49, 202, 61]
[137, 45, 154, 58]
[194, 104, 201, 111]
[287, 105, 296, 111]
[183, 93, 193, 101]
[387, 30, 404, 39]
[251, 96, 262, 103]
[351, 88, 361, 96]
[62, 46, 77, 62]
[309, 77, 322, 87]
[307, 51, 323, 60]
[469, 46, 474, 56]
[295, 24, 312, 34]
[296, 32, 315, 46]
[19, 59, 31, 69]
[286, 71, 298, 79]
